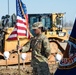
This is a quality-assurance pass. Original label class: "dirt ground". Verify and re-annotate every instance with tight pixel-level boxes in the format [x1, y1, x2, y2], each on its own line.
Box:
[0, 63, 33, 75]
[0, 42, 67, 75]
[0, 62, 58, 75]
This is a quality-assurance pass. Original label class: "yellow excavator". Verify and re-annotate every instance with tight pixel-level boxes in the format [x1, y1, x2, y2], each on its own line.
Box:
[0, 13, 69, 65]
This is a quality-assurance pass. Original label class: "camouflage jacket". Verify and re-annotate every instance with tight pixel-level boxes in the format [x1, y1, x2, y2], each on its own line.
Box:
[22, 33, 51, 66]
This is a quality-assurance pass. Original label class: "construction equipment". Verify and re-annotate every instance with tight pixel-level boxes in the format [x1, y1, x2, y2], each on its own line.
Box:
[29, 13, 68, 42]
[0, 13, 69, 65]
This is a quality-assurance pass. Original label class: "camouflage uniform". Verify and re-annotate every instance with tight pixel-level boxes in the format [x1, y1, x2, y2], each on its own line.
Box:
[22, 22, 51, 75]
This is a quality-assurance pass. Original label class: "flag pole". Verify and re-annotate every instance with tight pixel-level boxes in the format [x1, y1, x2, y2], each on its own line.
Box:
[17, 38, 20, 75]
[16, 0, 20, 74]
[6, 59, 8, 69]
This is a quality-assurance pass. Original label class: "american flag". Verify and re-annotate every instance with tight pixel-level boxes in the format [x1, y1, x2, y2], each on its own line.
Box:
[7, 0, 30, 40]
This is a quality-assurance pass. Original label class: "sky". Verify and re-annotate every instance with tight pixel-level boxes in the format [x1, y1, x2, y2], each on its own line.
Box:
[0, 0, 76, 23]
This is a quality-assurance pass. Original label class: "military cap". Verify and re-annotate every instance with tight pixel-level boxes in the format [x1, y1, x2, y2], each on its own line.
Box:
[32, 22, 43, 29]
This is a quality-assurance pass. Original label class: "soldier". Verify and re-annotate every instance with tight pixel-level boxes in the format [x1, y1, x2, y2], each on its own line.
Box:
[22, 22, 51, 75]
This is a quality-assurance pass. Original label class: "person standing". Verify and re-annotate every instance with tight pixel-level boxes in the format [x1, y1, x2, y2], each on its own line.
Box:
[22, 22, 51, 75]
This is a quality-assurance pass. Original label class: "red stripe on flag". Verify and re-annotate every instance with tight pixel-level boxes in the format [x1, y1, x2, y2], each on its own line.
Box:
[16, 26, 26, 30]
[17, 33, 27, 36]
[16, 19, 26, 25]
[7, 37, 17, 40]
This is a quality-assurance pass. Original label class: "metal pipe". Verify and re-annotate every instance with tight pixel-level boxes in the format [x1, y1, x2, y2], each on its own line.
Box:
[8, 0, 9, 15]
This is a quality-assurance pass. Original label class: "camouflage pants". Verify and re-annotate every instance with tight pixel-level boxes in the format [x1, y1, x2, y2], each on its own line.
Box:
[32, 62, 51, 75]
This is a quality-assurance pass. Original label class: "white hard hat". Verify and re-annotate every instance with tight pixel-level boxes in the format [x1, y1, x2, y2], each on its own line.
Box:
[21, 53, 27, 60]
[55, 53, 62, 61]
[4, 51, 10, 60]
